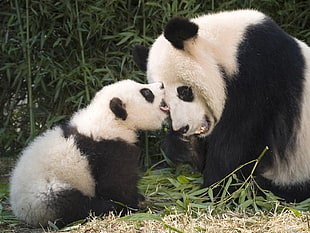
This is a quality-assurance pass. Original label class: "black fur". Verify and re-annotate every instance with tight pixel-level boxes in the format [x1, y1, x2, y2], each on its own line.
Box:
[132, 45, 149, 71]
[163, 131, 206, 172]
[109, 97, 128, 120]
[52, 189, 124, 228]
[255, 176, 310, 202]
[140, 88, 155, 103]
[177, 86, 194, 102]
[55, 124, 143, 227]
[164, 17, 198, 50]
[202, 17, 305, 201]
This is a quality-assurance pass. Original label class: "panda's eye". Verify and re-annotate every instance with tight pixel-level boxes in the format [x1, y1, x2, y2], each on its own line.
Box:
[177, 86, 194, 102]
[140, 88, 154, 103]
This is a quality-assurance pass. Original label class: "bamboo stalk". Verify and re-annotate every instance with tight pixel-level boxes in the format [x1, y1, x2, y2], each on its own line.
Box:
[15, 0, 35, 140]
[25, 0, 35, 139]
[75, 0, 90, 103]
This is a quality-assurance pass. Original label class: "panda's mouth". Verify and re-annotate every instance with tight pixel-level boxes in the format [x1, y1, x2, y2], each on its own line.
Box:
[194, 116, 210, 136]
[160, 100, 170, 114]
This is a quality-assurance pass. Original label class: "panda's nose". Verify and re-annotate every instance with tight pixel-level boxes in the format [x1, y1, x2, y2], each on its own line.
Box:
[177, 125, 189, 134]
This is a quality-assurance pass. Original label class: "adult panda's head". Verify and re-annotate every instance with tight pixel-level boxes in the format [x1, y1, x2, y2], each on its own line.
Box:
[133, 10, 265, 137]
[71, 80, 169, 143]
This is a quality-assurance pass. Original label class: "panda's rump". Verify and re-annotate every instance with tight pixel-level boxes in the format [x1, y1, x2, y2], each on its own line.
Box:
[14, 127, 95, 197]
[10, 178, 99, 227]
[10, 178, 72, 226]
[9, 126, 96, 226]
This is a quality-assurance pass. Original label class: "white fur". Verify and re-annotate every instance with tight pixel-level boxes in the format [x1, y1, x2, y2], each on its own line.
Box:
[147, 9, 265, 136]
[164, 81, 212, 135]
[191, 10, 265, 76]
[10, 80, 167, 226]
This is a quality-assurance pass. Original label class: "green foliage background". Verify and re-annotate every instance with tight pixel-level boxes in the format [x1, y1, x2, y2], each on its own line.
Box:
[1, 0, 309, 163]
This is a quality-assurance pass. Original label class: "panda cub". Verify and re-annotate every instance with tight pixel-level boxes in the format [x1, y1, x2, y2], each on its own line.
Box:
[9, 80, 169, 227]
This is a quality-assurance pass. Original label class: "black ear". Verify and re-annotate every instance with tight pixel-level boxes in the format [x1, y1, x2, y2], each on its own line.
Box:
[132, 45, 149, 71]
[164, 17, 198, 50]
[109, 97, 127, 120]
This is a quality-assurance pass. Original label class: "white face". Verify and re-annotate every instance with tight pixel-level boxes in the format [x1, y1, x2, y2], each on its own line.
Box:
[123, 81, 169, 130]
[164, 81, 215, 137]
[146, 37, 225, 137]
[96, 80, 169, 130]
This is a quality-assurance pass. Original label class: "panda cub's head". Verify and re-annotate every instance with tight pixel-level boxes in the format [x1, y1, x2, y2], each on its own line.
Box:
[71, 80, 169, 143]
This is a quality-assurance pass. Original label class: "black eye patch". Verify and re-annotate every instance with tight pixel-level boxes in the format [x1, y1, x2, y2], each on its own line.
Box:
[177, 86, 194, 102]
[140, 88, 155, 103]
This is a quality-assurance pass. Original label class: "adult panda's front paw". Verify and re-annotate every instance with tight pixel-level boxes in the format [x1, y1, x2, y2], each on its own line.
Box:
[162, 130, 192, 165]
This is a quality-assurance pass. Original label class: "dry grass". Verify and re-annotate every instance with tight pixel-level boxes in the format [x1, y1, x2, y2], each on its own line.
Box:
[56, 210, 310, 233]
[2, 159, 310, 233]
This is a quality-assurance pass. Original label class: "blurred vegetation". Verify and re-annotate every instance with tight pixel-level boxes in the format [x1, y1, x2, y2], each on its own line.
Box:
[0, 0, 309, 164]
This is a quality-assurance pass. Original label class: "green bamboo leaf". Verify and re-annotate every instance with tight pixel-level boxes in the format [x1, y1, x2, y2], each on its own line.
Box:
[118, 213, 163, 222]
[167, 178, 181, 188]
[163, 223, 184, 233]
[255, 200, 272, 210]
[189, 187, 209, 196]
[177, 175, 190, 184]
[48, 221, 59, 230]
[208, 188, 214, 202]
[240, 199, 254, 209]
[194, 226, 207, 232]
[221, 176, 232, 200]
[238, 189, 247, 204]
[289, 208, 303, 217]
[175, 200, 185, 208]
[189, 203, 210, 209]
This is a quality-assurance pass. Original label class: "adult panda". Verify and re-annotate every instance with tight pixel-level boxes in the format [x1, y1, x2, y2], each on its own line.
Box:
[10, 80, 169, 227]
[133, 9, 310, 202]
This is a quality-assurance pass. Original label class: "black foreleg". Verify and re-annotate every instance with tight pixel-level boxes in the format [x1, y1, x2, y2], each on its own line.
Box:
[163, 130, 206, 172]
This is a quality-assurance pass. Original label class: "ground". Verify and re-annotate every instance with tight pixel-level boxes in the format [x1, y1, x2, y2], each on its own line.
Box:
[1, 157, 310, 232]
[66, 211, 310, 233]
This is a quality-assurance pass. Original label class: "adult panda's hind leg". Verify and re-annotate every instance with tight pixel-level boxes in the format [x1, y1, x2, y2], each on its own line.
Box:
[255, 175, 310, 203]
